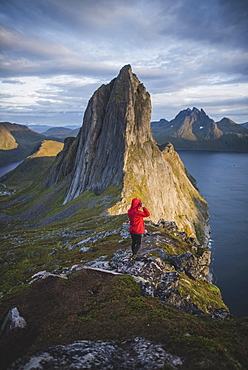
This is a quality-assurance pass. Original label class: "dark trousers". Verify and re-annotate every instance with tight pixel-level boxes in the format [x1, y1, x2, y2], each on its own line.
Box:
[130, 233, 143, 256]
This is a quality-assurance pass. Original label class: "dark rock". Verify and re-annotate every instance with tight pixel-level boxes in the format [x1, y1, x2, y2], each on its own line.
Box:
[170, 251, 194, 270]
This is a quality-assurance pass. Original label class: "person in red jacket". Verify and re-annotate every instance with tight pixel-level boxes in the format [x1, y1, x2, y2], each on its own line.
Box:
[128, 198, 150, 262]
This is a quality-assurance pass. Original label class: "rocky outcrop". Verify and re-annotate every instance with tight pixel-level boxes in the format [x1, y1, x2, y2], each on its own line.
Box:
[170, 250, 212, 282]
[47, 65, 208, 242]
[9, 337, 183, 369]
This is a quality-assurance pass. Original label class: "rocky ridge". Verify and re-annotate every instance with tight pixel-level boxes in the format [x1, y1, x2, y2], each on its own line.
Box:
[151, 107, 248, 151]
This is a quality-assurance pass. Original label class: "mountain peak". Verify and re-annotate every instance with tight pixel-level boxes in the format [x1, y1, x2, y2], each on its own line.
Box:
[47, 65, 209, 240]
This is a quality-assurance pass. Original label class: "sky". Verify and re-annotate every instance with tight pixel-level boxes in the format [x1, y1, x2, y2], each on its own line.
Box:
[0, 0, 248, 127]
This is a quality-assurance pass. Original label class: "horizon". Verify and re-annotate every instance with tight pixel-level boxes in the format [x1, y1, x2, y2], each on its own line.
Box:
[0, 0, 248, 126]
[4, 106, 248, 128]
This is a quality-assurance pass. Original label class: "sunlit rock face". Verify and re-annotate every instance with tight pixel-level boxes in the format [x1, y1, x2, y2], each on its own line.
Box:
[50, 65, 208, 242]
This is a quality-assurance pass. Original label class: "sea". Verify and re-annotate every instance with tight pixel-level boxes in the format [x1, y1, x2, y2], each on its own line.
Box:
[1, 153, 248, 317]
[178, 151, 248, 317]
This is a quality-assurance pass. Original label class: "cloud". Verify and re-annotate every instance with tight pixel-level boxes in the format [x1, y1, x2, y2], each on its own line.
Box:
[1, 78, 25, 84]
[159, 0, 248, 51]
[0, 0, 247, 125]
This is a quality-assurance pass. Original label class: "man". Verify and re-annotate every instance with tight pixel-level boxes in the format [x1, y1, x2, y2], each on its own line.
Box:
[128, 198, 150, 262]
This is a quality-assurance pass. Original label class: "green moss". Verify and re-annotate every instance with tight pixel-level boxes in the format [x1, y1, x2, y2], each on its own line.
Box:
[178, 273, 229, 314]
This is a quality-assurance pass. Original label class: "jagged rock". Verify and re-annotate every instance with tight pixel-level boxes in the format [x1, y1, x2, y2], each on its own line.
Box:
[170, 251, 211, 282]
[1, 307, 27, 332]
[9, 337, 183, 369]
[155, 219, 197, 244]
[85, 256, 111, 270]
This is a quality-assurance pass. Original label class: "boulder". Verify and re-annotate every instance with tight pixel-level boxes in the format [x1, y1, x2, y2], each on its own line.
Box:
[1, 307, 27, 332]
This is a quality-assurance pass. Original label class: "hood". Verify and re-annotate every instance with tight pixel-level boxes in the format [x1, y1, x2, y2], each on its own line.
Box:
[130, 198, 141, 209]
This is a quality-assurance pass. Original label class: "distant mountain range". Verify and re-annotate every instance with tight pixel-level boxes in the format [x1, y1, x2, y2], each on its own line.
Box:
[0, 122, 63, 165]
[42, 126, 80, 139]
[27, 124, 80, 133]
[151, 108, 248, 152]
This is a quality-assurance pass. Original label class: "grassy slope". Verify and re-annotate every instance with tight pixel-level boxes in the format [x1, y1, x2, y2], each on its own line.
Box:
[0, 159, 247, 369]
[0, 125, 18, 150]
[0, 123, 63, 165]
[0, 141, 64, 191]
[0, 270, 247, 369]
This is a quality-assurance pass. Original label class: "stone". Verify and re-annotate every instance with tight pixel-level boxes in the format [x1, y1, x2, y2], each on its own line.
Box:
[1, 307, 27, 332]
[79, 246, 94, 253]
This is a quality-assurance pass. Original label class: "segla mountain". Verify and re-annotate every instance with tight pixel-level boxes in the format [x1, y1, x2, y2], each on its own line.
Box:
[151, 107, 248, 151]
[47, 65, 208, 243]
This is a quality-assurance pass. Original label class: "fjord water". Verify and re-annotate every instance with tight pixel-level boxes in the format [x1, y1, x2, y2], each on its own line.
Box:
[178, 151, 248, 317]
[0, 161, 22, 178]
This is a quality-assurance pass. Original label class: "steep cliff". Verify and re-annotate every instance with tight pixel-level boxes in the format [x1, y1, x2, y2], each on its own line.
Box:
[48, 65, 208, 242]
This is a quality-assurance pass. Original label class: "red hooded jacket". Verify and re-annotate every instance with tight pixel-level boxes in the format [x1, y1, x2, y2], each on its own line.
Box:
[128, 198, 150, 234]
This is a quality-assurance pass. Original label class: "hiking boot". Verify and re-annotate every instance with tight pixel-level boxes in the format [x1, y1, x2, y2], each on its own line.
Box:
[129, 255, 137, 263]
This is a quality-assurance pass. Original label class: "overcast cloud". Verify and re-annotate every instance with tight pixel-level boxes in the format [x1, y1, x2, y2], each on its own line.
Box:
[0, 0, 247, 126]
